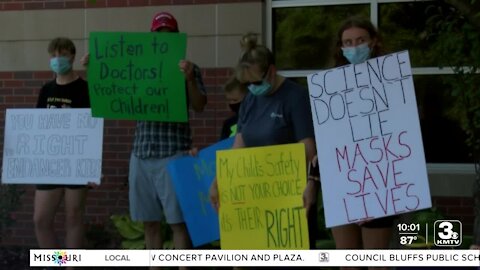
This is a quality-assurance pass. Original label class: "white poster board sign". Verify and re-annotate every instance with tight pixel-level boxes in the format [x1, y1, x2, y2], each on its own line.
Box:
[2, 108, 103, 185]
[307, 51, 431, 228]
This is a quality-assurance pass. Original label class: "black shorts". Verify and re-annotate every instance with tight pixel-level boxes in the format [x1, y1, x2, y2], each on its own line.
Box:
[361, 215, 397, 228]
[36, 184, 87, 190]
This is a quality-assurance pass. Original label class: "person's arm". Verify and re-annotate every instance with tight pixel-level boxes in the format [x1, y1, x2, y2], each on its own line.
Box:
[231, 133, 246, 149]
[301, 137, 319, 215]
[289, 107, 319, 214]
[36, 85, 48, 108]
[209, 133, 245, 212]
[179, 60, 207, 112]
[288, 87, 319, 215]
[80, 53, 89, 69]
[302, 137, 316, 164]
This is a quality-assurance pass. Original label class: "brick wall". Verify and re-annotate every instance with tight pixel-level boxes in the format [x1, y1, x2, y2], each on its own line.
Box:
[0, 68, 234, 247]
[432, 196, 475, 235]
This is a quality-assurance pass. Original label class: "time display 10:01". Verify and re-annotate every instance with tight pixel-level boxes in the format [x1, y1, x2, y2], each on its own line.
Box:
[397, 223, 420, 232]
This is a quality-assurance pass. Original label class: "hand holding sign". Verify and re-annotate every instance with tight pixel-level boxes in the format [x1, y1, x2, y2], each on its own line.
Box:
[80, 53, 90, 68]
[209, 177, 220, 212]
[179, 60, 195, 82]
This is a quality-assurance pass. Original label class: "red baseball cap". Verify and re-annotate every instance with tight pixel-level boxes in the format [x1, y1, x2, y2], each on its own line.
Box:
[151, 12, 178, 32]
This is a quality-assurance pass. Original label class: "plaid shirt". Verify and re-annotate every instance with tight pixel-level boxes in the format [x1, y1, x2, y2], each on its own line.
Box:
[132, 64, 206, 159]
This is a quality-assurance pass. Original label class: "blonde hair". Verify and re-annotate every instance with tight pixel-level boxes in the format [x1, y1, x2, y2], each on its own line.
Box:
[224, 75, 247, 94]
[235, 32, 274, 82]
[240, 33, 258, 52]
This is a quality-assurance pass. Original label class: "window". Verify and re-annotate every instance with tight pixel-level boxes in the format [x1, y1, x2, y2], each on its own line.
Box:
[272, 4, 369, 69]
[268, 0, 474, 170]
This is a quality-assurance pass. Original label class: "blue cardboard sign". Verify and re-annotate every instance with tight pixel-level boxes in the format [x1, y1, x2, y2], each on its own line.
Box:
[167, 137, 234, 247]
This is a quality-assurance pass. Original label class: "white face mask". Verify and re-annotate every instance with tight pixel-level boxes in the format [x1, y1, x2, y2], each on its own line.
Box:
[341, 43, 371, 64]
[50, 56, 72, 74]
[247, 80, 272, 96]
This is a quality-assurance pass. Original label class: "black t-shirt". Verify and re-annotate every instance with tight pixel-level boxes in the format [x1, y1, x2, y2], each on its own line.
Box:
[35, 77, 90, 190]
[36, 77, 90, 108]
[219, 115, 238, 140]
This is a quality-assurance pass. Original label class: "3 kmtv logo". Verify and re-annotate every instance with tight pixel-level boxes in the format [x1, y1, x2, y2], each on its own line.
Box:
[434, 220, 462, 247]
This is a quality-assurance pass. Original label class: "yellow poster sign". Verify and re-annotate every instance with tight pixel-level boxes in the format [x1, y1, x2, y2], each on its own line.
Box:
[216, 143, 309, 249]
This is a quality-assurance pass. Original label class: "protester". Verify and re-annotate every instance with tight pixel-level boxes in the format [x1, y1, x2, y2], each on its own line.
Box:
[34, 37, 91, 252]
[128, 11, 207, 261]
[219, 76, 248, 140]
[329, 16, 394, 270]
[80, 14, 206, 262]
[209, 33, 319, 248]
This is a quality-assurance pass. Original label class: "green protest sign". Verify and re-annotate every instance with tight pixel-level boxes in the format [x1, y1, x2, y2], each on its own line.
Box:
[88, 32, 188, 122]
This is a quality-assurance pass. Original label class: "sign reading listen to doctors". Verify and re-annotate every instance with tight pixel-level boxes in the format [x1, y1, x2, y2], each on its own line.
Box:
[88, 32, 187, 122]
[1, 109, 103, 185]
[307, 51, 431, 228]
[216, 143, 309, 250]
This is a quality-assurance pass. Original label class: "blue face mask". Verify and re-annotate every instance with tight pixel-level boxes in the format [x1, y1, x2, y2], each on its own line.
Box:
[341, 43, 371, 64]
[248, 80, 272, 96]
[50, 57, 72, 74]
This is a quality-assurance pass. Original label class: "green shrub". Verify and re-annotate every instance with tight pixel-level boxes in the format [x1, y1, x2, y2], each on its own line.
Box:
[110, 214, 173, 249]
[0, 185, 24, 241]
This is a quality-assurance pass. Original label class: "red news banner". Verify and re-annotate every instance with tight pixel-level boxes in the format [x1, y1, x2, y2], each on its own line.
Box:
[307, 51, 432, 228]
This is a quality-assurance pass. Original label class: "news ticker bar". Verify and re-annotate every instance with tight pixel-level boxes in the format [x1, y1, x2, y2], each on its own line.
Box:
[30, 249, 480, 267]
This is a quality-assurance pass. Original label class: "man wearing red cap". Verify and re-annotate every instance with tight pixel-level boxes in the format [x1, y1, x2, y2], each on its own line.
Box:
[151, 11, 179, 32]
[128, 11, 207, 257]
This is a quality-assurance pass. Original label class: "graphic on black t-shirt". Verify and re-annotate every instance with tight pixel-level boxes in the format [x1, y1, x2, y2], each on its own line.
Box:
[46, 97, 73, 108]
[36, 78, 90, 109]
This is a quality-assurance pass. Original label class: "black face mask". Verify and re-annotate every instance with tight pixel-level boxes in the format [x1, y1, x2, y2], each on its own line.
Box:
[229, 102, 242, 114]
